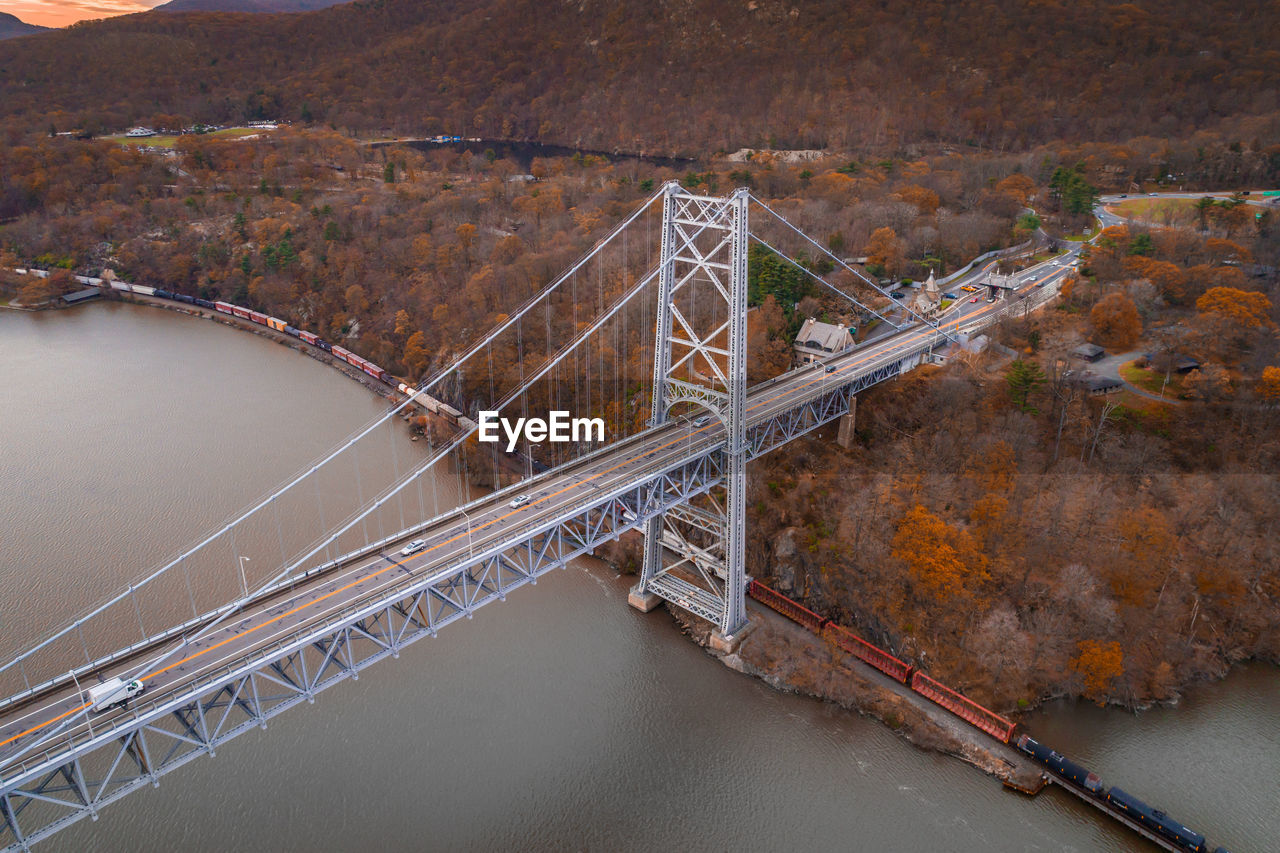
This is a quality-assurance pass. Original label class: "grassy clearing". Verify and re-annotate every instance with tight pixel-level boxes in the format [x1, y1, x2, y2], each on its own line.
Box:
[1063, 221, 1099, 241]
[104, 127, 266, 148]
[1109, 197, 1199, 227]
[1119, 360, 1186, 397]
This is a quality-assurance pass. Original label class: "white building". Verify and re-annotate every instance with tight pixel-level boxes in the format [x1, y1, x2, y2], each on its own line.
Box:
[125, 127, 156, 138]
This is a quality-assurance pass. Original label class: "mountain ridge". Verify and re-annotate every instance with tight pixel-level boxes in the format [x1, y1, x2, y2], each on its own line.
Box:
[0, 11, 51, 41]
[0, 0, 1276, 154]
[154, 0, 351, 13]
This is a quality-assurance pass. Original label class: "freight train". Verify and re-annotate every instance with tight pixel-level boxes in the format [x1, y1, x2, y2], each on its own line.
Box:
[115, 282, 474, 428]
[109, 281, 435, 401]
[1015, 734, 1229, 853]
[744, 580, 1232, 853]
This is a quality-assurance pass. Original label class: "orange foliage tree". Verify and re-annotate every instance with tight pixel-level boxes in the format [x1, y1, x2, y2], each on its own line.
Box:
[1089, 292, 1142, 349]
[1071, 639, 1124, 703]
[891, 504, 989, 603]
[864, 227, 904, 277]
[1259, 366, 1280, 403]
[1195, 287, 1274, 329]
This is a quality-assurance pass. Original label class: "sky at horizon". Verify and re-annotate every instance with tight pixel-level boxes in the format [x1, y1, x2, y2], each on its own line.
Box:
[4, 1, 166, 28]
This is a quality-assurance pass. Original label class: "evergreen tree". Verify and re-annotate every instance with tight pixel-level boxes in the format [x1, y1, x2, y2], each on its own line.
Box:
[1006, 358, 1047, 413]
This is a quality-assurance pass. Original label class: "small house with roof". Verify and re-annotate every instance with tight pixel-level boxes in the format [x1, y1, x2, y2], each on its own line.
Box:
[793, 318, 854, 366]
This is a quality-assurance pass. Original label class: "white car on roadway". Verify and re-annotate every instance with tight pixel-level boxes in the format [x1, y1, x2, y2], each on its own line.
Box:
[509, 494, 532, 508]
[399, 539, 427, 556]
[89, 677, 145, 713]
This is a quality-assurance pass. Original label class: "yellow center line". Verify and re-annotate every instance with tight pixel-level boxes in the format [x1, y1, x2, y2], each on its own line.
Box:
[3, 275, 1053, 753]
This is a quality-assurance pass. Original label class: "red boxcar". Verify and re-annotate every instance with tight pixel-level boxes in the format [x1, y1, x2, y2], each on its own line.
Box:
[231, 305, 251, 320]
[298, 330, 319, 345]
[247, 310, 268, 326]
[910, 671, 1017, 743]
[821, 623, 914, 684]
[214, 301, 235, 316]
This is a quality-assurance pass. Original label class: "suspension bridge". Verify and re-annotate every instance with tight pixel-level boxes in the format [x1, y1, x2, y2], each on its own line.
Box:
[0, 183, 1069, 850]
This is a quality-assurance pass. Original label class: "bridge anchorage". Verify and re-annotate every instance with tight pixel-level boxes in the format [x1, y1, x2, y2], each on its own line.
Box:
[1, 178, 979, 850]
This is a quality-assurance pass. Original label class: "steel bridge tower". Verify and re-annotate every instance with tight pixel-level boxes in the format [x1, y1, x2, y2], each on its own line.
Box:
[630, 184, 751, 647]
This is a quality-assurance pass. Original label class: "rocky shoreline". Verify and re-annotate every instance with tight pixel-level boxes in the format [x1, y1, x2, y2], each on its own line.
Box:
[664, 599, 1047, 794]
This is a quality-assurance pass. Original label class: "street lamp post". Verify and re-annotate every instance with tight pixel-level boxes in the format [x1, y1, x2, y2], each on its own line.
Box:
[238, 556, 251, 598]
[461, 509, 474, 558]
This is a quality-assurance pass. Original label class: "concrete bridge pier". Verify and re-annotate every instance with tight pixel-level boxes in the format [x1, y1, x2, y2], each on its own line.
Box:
[628, 586, 662, 612]
[836, 395, 857, 449]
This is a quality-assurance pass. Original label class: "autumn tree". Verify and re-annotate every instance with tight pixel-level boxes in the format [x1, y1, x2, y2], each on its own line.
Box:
[1107, 507, 1175, 607]
[1259, 366, 1280, 403]
[1136, 259, 1188, 303]
[1184, 364, 1234, 403]
[891, 505, 989, 603]
[17, 275, 57, 306]
[1070, 640, 1124, 703]
[1195, 287, 1274, 329]
[864, 226, 904, 278]
[1090, 292, 1141, 349]
[994, 173, 1035, 205]
[401, 330, 431, 378]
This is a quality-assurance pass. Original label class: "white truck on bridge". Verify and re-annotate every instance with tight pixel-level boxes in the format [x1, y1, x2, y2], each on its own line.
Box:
[87, 677, 145, 713]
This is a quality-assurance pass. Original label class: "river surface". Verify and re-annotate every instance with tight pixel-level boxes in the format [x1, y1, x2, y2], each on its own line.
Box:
[0, 303, 1274, 852]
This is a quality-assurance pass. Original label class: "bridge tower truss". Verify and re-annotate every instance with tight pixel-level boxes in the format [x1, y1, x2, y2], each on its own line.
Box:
[634, 184, 751, 640]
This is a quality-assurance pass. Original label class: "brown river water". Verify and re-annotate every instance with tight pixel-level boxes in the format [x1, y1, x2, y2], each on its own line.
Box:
[0, 302, 1274, 852]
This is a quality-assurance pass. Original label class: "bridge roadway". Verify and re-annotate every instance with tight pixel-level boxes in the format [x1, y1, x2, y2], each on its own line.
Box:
[0, 267, 1070, 786]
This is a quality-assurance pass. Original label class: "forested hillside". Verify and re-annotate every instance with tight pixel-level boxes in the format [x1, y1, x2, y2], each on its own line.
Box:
[1, 0, 1278, 154]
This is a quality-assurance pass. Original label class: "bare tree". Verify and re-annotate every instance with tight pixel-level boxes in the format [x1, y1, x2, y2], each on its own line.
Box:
[1084, 399, 1121, 465]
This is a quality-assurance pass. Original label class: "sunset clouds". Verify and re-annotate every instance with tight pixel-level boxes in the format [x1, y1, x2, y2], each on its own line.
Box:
[6, 1, 165, 28]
